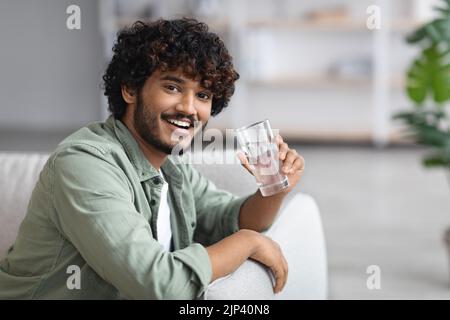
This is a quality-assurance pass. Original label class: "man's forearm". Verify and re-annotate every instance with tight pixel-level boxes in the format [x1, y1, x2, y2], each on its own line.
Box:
[206, 229, 259, 282]
[205, 229, 288, 292]
[238, 189, 287, 232]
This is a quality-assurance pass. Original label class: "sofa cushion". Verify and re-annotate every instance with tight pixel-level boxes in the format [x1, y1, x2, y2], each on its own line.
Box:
[0, 153, 49, 257]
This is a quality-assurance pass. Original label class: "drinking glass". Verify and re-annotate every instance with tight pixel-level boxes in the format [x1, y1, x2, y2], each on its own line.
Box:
[235, 119, 289, 197]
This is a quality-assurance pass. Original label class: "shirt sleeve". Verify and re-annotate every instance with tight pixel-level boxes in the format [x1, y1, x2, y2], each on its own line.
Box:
[186, 165, 251, 246]
[49, 144, 212, 299]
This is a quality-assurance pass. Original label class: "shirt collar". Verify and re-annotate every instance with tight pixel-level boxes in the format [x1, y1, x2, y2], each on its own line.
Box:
[108, 116, 183, 184]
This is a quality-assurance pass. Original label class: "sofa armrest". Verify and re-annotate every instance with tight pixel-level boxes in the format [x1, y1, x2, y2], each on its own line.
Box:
[205, 193, 328, 300]
[268, 192, 328, 300]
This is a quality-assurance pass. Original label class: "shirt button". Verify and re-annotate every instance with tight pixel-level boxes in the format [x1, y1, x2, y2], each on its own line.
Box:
[150, 199, 156, 206]
[152, 177, 161, 185]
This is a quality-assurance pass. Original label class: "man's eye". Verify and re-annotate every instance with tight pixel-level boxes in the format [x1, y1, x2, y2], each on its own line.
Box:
[165, 85, 180, 92]
[197, 92, 211, 100]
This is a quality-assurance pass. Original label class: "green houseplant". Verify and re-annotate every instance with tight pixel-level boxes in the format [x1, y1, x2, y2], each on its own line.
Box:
[394, 0, 450, 174]
[393, 0, 450, 283]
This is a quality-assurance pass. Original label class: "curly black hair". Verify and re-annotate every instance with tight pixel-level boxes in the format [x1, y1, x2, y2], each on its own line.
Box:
[102, 18, 240, 119]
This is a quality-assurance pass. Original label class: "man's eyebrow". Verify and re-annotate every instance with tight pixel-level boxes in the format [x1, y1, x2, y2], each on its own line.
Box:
[160, 75, 185, 83]
[160, 74, 212, 92]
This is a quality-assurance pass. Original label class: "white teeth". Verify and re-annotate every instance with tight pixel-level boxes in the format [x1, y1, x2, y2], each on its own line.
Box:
[167, 119, 190, 128]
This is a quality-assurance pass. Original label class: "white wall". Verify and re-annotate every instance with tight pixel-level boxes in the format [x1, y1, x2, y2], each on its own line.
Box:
[0, 0, 104, 131]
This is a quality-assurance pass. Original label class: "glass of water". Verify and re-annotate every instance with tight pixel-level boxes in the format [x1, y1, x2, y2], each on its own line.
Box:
[235, 119, 289, 197]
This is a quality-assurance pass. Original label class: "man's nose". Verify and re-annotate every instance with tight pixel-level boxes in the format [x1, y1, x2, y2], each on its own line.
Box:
[175, 92, 197, 115]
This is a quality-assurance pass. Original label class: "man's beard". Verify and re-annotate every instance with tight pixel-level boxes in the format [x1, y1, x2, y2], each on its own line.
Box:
[133, 91, 208, 155]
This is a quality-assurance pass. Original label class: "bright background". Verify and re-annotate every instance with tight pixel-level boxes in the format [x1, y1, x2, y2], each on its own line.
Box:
[0, 0, 449, 299]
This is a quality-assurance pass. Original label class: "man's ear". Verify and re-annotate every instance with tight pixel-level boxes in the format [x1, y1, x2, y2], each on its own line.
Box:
[121, 85, 136, 104]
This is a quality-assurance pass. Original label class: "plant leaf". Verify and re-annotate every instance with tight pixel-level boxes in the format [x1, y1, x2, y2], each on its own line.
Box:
[393, 109, 450, 147]
[406, 4, 450, 45]
[406, 45, 450, 104]
[423, 152, 450, 167]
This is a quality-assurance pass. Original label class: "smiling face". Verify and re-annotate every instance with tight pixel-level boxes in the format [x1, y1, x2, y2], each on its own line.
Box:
[122, 69, 213, 155]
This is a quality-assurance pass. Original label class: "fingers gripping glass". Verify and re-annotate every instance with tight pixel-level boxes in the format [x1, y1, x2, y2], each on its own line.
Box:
[235, 119, 289, 197]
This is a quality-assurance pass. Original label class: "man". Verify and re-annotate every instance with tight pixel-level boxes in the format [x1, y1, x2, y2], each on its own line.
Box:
[0, 18, 304, 299]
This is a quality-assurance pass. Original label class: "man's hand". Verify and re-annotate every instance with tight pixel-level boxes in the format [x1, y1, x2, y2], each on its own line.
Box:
[249, 232, 288, 293]
[238, 134, 305, 194]
[206, 229, 288, 294]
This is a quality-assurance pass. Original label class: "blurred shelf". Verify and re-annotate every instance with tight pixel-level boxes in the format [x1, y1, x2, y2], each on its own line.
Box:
[278, 129, 373, 143]
[114, 17, 422, 33]
[281, 128, 413, 145]
[247, 18, 422, 32]
[114, 17, 230, 31]
[387, 130, 416, 145]
[249, 75, 371, 88]
[248, 18, 368, 31]
[390, 75, 406, 90]
[195, 17, 231, 31]
[211, 126, 411, 144]
[390, 19, 423, 32]
[248, 74, 405, 89]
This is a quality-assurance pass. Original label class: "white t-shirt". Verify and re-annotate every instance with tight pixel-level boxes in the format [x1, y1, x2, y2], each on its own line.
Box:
[156, 171, 172, 251]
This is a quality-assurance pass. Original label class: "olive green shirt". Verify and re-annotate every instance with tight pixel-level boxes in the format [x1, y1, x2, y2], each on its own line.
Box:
[0, 116, 249, 299]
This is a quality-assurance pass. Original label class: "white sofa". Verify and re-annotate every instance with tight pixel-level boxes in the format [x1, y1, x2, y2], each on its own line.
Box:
[0, 152, 328, 299]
